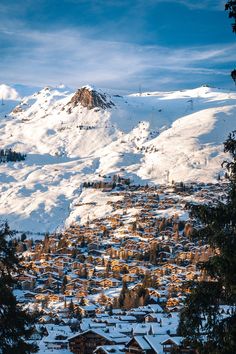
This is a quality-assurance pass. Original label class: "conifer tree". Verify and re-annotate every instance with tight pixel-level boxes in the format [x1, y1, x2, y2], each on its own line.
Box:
[178, 131, 236, 353]
[79, 296, 86, 306]
[61, 275, 68, 294]
[118, 280, 128, 308]
[0, 223, 38, 353]
[68, 300, 75, 318]
[225, 1, 236, 83]
[225, 1, 236, 32]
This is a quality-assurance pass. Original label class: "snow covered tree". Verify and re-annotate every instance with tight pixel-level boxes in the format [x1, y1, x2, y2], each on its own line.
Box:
[0, 223, 38, 353]
[178, 131, 236, 353]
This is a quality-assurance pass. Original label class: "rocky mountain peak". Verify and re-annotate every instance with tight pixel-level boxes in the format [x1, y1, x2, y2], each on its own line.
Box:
[67, 87, 115, 111]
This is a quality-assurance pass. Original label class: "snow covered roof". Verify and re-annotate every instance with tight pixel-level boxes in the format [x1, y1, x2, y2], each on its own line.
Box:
[144, 334, 170, 352]
[161, 336, 183, 346]
[133, 336, 152, 350]
[68, 327, 129, 344]
[94, 344, 125, 354]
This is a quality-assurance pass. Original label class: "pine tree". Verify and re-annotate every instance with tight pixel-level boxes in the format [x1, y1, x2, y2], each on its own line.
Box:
[75, 306, 82, 320]
[68, 300, 75, 318]
[42, 233, 50, 253]
[225, 1, 236, 33]
[149, 242, 158, 264]
[61, 275, 68, 294]
[0, 223, 38, 353]
[98, 292, 108, 306]
[178, 131, 236, 354]
[225, 1, 236, 83]
[79, 296, 86, 306]
[105, 260, 111, 277]
[118, 280, 128, 308]
[108, 303, 113, 316]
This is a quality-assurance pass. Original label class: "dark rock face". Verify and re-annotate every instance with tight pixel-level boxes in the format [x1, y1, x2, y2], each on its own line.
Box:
[12, 105, 23, 114]
[67, 87, 115, 111]
[11, 103, 28, 114]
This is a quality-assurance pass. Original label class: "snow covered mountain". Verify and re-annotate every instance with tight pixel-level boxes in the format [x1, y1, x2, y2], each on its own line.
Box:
[0, 83, 235, 233]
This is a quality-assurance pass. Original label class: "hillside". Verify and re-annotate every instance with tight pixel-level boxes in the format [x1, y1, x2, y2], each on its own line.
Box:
[0, 83, 235, 233]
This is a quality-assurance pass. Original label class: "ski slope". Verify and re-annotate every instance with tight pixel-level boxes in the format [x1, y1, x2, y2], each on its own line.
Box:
[0, 83, 235, 233]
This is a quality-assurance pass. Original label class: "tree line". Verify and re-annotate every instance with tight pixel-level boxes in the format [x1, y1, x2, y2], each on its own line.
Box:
[0, 148, 26, 163]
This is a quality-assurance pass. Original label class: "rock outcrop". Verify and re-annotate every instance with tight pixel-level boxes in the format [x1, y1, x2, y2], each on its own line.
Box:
[11, 103, 28, 114]
[12, 105, 23, 114]
[67, 87, 115, 111]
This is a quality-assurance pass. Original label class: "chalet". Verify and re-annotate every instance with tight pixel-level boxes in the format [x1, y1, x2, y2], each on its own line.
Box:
[23, 291, 36, 300]
[128, 311, 146, 322]
[161, 337, 183, 353]
[44, 332, 68, 350]
[125, 334, 177, 354]
[69, 329, 115, 354]
[123, 273, 138, 283]
[93, 278, 121, 288]
[16, 274, 36, 290]
[142, 304, 163, 313]
[125, 336, 154, 354]
[42, 325, 73, 350]
[30, 327, 43, 341]
[119, 315, 137, 323]
[145, 314, 160, 323]
[79, 304, 98, 317]
[94, 344, 125, 354]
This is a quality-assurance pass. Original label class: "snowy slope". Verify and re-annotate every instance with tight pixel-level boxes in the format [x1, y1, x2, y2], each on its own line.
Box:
[0, 84, 235, 233]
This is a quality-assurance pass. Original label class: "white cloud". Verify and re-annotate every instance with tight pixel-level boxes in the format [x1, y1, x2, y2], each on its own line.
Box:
[0, 84, 20, 100]
[158, 0, 226, 11]
[0, 25, 235, 90]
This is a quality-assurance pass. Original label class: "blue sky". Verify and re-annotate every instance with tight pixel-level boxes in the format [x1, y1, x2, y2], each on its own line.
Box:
[0, 0, 235, 92]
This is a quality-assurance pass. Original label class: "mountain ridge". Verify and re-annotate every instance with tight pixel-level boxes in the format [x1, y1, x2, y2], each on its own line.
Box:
[0, 83, 235, 233]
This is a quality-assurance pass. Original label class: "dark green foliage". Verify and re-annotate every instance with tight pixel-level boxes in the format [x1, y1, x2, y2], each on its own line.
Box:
[0, 223, 38, 353]
[61, 275, 68, 294]
[178, 131, 236, 353]
[231, 69, 236, 84]
[118, 280, 128, 308]
[82, 174, 131, 190]
[75, 306, 82, 320]
[0, 149, 26, 163]
[79, 296, 86, 306]
[225, 1, 236, 32]
[68, 300, 75, 318]
[42, 233, 50, 253]
[21, 233, 27, 242]
[149, 242, 158, 264]
[225, 1, 236, 83]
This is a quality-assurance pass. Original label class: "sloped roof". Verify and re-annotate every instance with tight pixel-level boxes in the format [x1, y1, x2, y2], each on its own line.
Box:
[134, 336, 152, 350]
